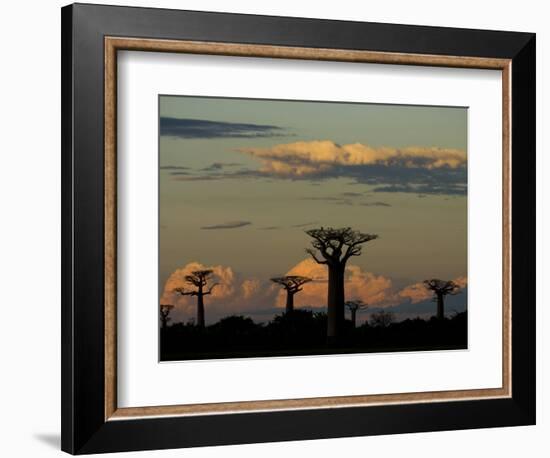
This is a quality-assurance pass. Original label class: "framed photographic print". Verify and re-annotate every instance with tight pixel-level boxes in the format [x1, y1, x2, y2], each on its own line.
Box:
[61, 3, 536, 454]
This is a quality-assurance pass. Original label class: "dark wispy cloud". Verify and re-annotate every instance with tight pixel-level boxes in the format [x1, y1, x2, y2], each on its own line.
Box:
[299, 196, 392, 207]
[171, 166, 465, 196]
[160, 165, 191, 170]
[299, 196, 352, 206]
[340, 192, 363, 197]
[174, 175, 219, 182]
[201, 162, 242, 171]
[200, 221, 252, 230]
[258, 226, 281, 231]
[160, 117, 287, 139]
[231, 140, 467, 196]
[300, 196, 344, 202]
[360, 202, 392, 207]
[168, 139, 466, 196]
[372, 182, 466, 196]
[161, 165, 192, 176]
[291, 221, 319, 228]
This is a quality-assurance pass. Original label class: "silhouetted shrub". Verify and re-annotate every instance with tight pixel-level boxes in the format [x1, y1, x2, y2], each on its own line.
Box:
[160, 310, 468, 361]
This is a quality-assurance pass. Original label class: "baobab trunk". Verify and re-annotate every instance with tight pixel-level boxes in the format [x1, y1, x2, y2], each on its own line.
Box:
[285, 292, 294, 314]
[350, 309, 357, 328]
[197, 285, 205, 328]
[327, 265, 345, 339]
[436, 293, 444, 320]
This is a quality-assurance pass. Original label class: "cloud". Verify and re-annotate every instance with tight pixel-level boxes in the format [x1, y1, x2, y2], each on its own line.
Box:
[300, 196, 343, 201]
[200, 221, 252, 230]
[174, 175, 219, 182]
[201, 162, 242, 171]
[291, 221, 319, 228]
[160, 262, 236, 317]
[160, 262, 278, 324]
[160, 117, 286, 139]
[299, 196, 356, 206]
[274, 258, 396, 309]
[359, 202, 392, 207]
[160, 261, 468, 325]
[231, 140, 466, 195]
[454, 276, 468, 288]
[397, 282, 432, 304]
[299, 196, 391, 207]
[170, 164, 465, 196]
[241, 279, 262, 299]
[258, 221, 320, 231]
[282, 259, 468, 314]
[173, 140, 466, 196]
[341, 192, 363, 197]
[372, 183, 466, 196]
[398, 276, 468, 304]
[160, 165, 191, 170]
[238, 140, 466, 172]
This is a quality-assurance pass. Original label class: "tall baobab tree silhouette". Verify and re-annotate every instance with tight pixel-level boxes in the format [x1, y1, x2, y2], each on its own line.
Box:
[271, 275, 312, 314]
[174, 270, 218, 328]
[345, 300, 367, 328]
[160, 304, 174, 330]
[423, 279, 461, 320]
[305, 227, 378, 339]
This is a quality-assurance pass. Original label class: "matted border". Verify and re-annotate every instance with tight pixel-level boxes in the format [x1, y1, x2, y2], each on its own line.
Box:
[104, 37, 512, 421]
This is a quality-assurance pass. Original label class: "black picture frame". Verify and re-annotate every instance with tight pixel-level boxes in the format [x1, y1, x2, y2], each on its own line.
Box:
[61, 3, 535, 454]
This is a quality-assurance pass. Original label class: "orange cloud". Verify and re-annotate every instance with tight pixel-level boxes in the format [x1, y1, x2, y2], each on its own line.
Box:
[398, 276, 468, 304]
[160, 261, 236, 317]
[238, 140, 466, 177]
[398, 282, 432, 304]
[160, 262, 280, 323]
[160, 260, 467, 324]
[454, 276, 468, 288]
[241, 278, 261, 299]
[274, 258, 395, 309]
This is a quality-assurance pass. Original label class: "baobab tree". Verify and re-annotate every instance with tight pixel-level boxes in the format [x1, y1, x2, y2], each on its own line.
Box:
[305, 227, 378, 339]
[173, 270, 218, 328]
[423, 279, 461, 320]
[271, 275, 312, 314]
[369, 310, 394, 328]
[345, 299, 367, 328]
[160, 304, 174, 330]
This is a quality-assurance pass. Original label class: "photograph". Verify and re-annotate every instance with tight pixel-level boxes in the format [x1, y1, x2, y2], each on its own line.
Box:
[158, 95, 468, 360]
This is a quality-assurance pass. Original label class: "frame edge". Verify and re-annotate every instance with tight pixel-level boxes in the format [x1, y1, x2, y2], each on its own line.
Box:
[61, 3, 75, 454]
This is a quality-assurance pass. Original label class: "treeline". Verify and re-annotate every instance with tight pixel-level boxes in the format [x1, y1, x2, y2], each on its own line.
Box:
[160, 309, 467, 361]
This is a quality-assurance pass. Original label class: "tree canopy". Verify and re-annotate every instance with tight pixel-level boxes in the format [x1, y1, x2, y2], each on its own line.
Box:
[174, 270, 218, 296]
[305, 227, 378, 265]
[345, 299, 367, 312]
[423, 279, 461, 296]
[270, 275, 312, 293]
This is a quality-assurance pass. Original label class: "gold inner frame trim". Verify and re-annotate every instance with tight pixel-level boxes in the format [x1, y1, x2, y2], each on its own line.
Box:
[104, 36, 512, 421]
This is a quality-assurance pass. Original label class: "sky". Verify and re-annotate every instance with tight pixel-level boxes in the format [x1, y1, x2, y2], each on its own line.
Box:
[159, 95, 468, 324]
